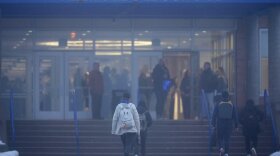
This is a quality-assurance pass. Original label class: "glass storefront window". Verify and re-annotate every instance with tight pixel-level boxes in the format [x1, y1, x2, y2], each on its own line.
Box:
[0, 21, 236, 119]
[1, 56, 31, 119]
[1, 57, 27, 93]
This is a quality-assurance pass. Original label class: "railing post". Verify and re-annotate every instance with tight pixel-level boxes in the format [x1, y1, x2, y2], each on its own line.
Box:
[9, 89, 15, 149]
[72, 89, 81, 156]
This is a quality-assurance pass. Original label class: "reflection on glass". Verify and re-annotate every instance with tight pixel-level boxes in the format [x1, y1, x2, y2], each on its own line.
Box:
[1, 58, 27, 93]
[68, 58, 90, 112]
[39, 58, 59, 111]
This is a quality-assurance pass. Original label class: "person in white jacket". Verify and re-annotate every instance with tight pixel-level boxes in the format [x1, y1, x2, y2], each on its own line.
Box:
[112, 92, 140, 156]
[0, 151, 19, 156]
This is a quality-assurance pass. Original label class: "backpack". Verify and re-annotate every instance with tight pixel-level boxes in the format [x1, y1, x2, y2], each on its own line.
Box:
[218, 101, 233, 119]
[139, 112, 148, 131]
[119, 103, 135, 130]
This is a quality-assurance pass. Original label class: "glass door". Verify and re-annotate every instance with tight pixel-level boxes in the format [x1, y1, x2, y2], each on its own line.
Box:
[1, 54, 33, 119]
[132, 52, 162, 119]
[34, 53, 64, 119]
[65, 52, 92, 119]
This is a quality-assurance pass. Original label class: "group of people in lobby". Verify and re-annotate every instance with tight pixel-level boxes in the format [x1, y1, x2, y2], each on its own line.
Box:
[110, 59, 265, 156]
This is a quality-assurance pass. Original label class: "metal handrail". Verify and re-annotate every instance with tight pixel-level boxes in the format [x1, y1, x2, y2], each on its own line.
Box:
[264, 89, 280, 152]
[71, 89, 81, 156]
[9, 89, 16, 149]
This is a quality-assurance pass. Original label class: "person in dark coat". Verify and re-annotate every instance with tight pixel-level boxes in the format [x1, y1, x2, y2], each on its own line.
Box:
[200, 62, 217, 117]
[89, 62, 104, 119]
[211, 91, 238, 156]
[240, 99, 263, 156]
[152, 59, 170, 119]
[134, 100, 153, 156]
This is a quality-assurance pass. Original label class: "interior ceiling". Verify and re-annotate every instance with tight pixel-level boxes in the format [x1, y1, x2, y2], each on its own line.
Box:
[0, 3, 277, 18]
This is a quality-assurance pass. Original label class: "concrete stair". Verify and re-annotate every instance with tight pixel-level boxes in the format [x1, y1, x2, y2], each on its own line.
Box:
[7, 120, 274, 156]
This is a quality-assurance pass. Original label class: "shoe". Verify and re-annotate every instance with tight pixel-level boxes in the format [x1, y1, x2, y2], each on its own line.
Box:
[219, 148, 225, 156]
[251, 147, 257, 156]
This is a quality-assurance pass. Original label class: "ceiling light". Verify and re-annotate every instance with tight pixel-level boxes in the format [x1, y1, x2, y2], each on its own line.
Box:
[144, 30, 149, 33]
[189, 38, 192, 41]
[182, 40, 187, 44]
[25, 33, 30, 36]
[138, 33, 143, 36]
[195, 33, 199, 36]
[22, 38, 26, 41]
[87, 30, 91, 33]
[28, 30, 32, 33]
[167, 46, 172, 49]
[202, 30, 207, 33]
[82, 33, 86, 36]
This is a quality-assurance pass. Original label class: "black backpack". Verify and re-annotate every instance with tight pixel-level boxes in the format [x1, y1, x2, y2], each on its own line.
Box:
[139, 112, 148, 131]
[218, 101, 233, 119]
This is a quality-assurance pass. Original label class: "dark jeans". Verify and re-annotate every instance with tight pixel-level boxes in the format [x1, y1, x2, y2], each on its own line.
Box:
[217, 124, 232, 154]
[121, 133, 137, 156]
[182, 95, 191, 119]
[155, 89, 167, 119]
[245, 134, 258, 154]
[134, 130, 147, 156]
[91, 93, 103, 119]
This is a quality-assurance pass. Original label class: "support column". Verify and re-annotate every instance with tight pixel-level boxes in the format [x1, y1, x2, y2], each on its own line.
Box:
[236, 19, 248, 108]
[269, 7, 280, 112]
[246, 15, 260, 105]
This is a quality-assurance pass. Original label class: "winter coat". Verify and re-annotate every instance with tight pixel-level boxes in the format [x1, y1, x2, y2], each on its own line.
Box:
[240, 105, 263, 136]
[112, 103, 140, 135]
[152, 64, 170, 90]
[89, 70, 104, 95]
[200, 69, 217, 93]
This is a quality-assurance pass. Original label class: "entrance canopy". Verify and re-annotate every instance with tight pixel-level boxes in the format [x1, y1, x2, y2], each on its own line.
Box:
[0, 0, 277, 18]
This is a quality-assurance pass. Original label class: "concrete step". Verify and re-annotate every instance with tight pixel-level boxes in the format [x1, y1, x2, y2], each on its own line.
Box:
[7, 120, 275, 156]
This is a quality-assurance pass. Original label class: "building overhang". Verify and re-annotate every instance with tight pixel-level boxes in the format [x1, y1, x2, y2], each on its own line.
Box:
[0, 1, 278, 18]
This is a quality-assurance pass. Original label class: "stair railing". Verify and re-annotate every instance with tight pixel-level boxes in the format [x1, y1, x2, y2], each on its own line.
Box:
[9, 89, 16, 149]
[71, 89, 81, 156]
[200, 89, 212, 156]
[264, 89, 280, 152]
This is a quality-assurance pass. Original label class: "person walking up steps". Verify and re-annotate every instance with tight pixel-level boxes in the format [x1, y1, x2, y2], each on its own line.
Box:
[211, 91, 238, 156]
[240, 99, 263, 156]
[134, 100, 153, 156]
[112, 92, 140, 156]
